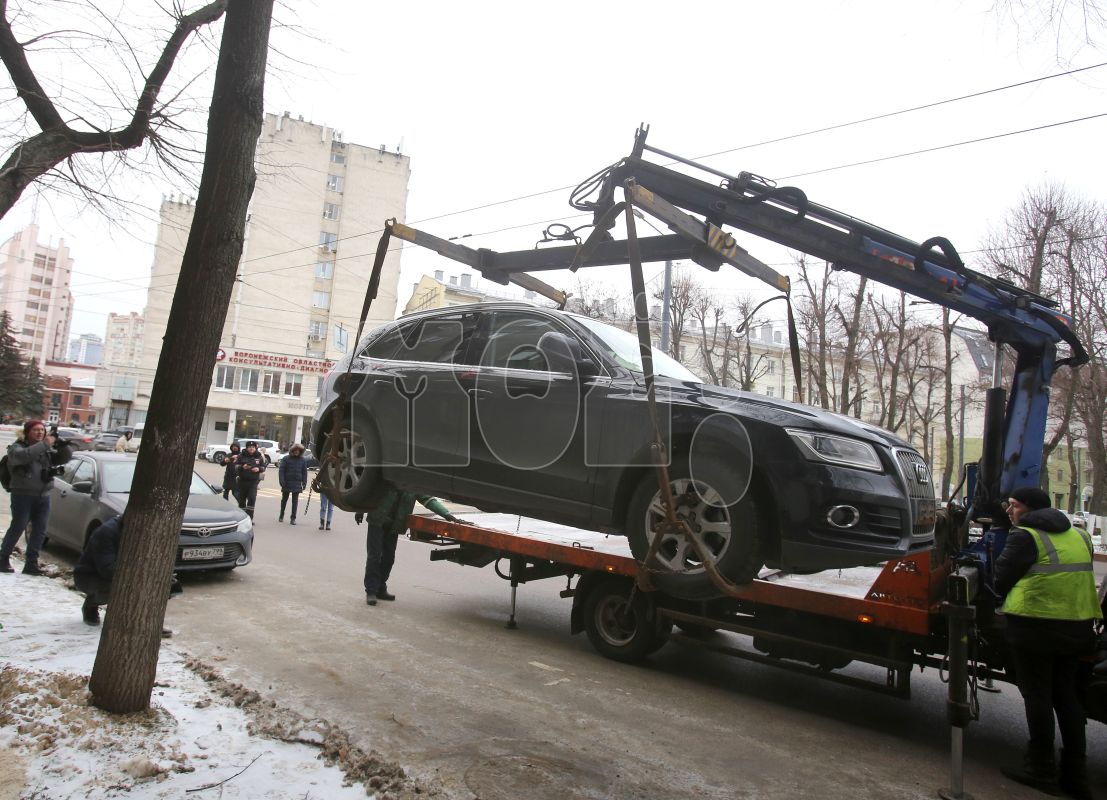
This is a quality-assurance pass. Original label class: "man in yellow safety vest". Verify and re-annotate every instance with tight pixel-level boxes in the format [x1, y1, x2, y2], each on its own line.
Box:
[995, 486, 1102, 799]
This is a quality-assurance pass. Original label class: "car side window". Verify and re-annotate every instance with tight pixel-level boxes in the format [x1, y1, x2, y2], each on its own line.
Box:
[394, 312, 480, 365]
[71, 459, 96, 485]
[481, 312, 562, 371]
[359, 324, 408, 359]
[61, 458, 83, 484]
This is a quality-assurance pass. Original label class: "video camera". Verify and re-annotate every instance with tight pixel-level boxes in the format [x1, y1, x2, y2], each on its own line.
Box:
[48, 424, 68, 445]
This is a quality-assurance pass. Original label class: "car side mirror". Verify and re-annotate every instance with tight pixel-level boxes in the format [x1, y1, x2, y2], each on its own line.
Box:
[209, 483, 222, 493]
[71, 481, 93, 494]
[538, 332, 600, 379]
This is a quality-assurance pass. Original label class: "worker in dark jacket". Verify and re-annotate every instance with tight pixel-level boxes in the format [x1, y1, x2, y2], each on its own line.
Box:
[277, 444, 309, 525]
[73, 515, 124, 625]
[995, 486, 1102, 799]
[221, 442, 241, 500]
[234, 441, 266, 519]
[354, 488, 459, 605]
[1, 420, 73, 575]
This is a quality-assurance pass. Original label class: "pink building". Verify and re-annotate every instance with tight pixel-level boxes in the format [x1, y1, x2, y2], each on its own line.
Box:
[0, 223, 74, 368]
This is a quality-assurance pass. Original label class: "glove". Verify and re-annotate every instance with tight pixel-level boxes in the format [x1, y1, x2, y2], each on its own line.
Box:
[444, 514, 463, 524]
[354, 512, 364, 525]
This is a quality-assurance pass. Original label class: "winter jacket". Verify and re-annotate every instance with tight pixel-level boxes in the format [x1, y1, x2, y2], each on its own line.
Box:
[235, 450, 266, 483]
[278, 454, 308, 493]
[360, 486, 453, 535]
[74, 516, 123, 581]
[222, 451, 240, 490]
[994, 506, 1101, 654]
[5, 433, 72, 496]
[113, 435, 128, 453]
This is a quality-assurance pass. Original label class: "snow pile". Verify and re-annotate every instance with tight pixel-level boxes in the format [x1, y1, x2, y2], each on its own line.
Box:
[0, 560, 434, 799]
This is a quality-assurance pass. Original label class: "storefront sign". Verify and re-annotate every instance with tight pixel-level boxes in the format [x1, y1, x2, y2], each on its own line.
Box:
[227, 350, 335, 375]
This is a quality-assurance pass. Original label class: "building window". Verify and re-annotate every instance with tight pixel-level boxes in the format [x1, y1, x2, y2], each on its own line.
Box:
[315, 260, 334, 279]
[318, 232, 338, 252]
[50, 393, 62, 406]
[72, 396, 83, 407]
[333, 324, 348, 353]
[284, 374, 303, 397]
[238, 368, 259, 393]
[215, 365, 235, 390]
[330, 151, 346, 164]
[766, 386, 774, 397]
[1057, 468, 1064, 481]
[262, 370, 282, 395]
[767, 361, 775, 375]
[322, 202, 340, 220]
[326, 174, 344, 192]
[312, 291, 331, 310]
[309, 320, 327, 339]
[316, 376, 325, 397]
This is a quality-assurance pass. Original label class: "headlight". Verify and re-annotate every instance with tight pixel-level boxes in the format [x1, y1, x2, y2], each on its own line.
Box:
[236, 516, 253, 534]
[786, 429, 883, 472]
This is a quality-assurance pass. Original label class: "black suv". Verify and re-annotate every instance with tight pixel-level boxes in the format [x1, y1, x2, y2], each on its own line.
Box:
[311, 303, 935, 598]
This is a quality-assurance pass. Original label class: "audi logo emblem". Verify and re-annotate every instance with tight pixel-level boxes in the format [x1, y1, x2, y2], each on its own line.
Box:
[196, 527, 213, 538]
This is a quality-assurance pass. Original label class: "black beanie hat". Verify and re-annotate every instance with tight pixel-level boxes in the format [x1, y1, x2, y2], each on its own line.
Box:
[1010, 486, 1051, 511]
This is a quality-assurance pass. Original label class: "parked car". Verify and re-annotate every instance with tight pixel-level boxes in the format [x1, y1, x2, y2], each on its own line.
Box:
[46, 452, 254, 571]
[275, 447, 320, 470]
[200, 438, 282, 465]
[55, 426, 95, 451]
[311, 302, 936, 599]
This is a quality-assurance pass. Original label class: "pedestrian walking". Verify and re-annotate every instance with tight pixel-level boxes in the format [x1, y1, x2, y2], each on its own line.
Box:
[995, 486, 1102, 800]
[278, 444, 309, 525]
[1, 420, 73, 575]
[113, 430, 132, 453]
[234, 441, 266, 519]
[354, 489, 459, 605]
[221, 442, 241, 500]
[318, 490, 334, 530]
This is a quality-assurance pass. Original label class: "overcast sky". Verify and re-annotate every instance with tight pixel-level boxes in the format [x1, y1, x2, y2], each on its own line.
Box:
[2, 0, 1104, 339]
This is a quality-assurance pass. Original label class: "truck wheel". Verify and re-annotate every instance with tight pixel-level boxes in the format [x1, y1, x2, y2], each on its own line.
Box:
[625, 458, 761, 601]
[213, 451, 227, 466]
[582, 576, 670, 663]
[317, 418, 386, 511]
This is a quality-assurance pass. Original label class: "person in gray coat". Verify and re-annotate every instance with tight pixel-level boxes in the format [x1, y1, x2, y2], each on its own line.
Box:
[277, 443, 309, 525]
[1, 420, 73, 574]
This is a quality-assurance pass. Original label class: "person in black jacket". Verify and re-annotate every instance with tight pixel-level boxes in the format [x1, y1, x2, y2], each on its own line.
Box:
[234, 441, 266, 519]
[73, 514, 124, 625]
[1, 419, 73, 575]
[994, 486, 1102, 799]
[277, 444, 308, 525]
[221, 442, 241, 500]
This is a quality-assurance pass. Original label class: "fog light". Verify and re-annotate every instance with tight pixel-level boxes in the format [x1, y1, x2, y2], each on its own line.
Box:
[235, 554, 249, 566]
[826, 504, 860, 528]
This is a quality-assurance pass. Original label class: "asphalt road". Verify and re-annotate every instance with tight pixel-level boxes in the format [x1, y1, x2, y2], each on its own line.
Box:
[8, 459, 1107, 799]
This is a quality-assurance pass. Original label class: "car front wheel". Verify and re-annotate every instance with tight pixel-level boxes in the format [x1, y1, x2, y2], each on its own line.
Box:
[625, 458, 761, 601]
[212, 451, 227, 466]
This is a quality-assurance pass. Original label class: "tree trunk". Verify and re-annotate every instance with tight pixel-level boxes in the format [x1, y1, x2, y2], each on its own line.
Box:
[89, 0, 274, 713]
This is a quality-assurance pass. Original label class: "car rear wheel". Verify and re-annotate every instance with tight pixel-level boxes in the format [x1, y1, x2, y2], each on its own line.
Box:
[625, 458, 761, 601]
[317, 416, 386, 511]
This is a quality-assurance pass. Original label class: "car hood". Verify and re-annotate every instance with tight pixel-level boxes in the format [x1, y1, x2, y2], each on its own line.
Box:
[103, 492, 248, 525]
[665, 378, 914, 450]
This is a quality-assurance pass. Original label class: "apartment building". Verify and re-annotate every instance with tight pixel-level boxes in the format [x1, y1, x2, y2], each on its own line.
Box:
[67, 333, 103, 365]
[118, 112, 409, 447]
[0, 223, 74, 368]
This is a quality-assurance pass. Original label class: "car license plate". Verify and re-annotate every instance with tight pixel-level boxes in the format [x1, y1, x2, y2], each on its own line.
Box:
[182, 546, 225, 561]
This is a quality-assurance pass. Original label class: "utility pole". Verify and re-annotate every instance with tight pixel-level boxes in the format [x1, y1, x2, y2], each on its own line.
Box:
[660, 259, 672, 354]
[958, 384, 965, 492]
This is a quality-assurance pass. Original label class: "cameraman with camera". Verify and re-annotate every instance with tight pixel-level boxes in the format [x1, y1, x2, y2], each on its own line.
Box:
[1, 420, 73, 575]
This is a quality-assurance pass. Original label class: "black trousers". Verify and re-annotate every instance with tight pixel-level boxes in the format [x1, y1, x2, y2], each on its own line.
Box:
[236, 481, 259, 518]
[363, 523, 397, 595]
[1009, 645, 1087, 755]
[279, 491, 300, 520]
[74, 572, 113, 607]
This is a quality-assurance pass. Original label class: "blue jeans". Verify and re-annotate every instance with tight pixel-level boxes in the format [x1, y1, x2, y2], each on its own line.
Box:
[363, 523, 397, 595]
[2, 493, 51, 564]
[319, 494, 334, 525]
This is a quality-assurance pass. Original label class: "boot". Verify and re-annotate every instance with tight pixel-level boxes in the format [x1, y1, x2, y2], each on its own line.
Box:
[319, 521, 325, 530]
[278, 513, 284, 522]
[1002, 742, 1062, 796]
[22, 561, 42, 576]
[326, 523, 331, 530]
[289, 518, 296, 526]
[1059, 749, 1094, 800]
[0, 555, 12, 573]
[82, 597, 100, 626]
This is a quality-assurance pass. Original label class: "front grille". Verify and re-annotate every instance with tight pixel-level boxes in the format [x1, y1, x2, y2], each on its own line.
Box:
[894, 449, 937, 539]
[181, 522, 240, 539]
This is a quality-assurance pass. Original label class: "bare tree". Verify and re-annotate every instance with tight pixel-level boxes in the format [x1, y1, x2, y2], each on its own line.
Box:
[88, 0, 274, 714]
[0, 0, 228, 220]
[652, 268, 699, 359]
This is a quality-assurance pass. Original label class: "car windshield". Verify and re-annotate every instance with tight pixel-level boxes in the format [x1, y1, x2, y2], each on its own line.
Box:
[573, 315, 702, 382]
[100, 462, 214, 495]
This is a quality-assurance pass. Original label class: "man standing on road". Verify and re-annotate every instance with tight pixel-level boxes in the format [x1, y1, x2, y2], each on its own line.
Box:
[1, 419, 72, 575]
[354, 489, 459, 605]
[996, 486, 1102, 800]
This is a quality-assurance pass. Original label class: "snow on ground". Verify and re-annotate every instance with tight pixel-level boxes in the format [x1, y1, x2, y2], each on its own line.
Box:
[0, 554, 434, 800]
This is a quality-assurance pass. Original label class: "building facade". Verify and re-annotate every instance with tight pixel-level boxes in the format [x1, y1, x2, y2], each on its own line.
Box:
[43, 361, 97, 428]
[103, 312, 144, 368]
[0, 223, 74, 368]
[67, 333, 103, 365]
[118, 112, 409, 448]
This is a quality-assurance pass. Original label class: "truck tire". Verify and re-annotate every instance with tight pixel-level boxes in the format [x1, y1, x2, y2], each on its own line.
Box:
[582, 576, 670, 663]
[317, 417, 386, 512]
[625, 457, 761, 601]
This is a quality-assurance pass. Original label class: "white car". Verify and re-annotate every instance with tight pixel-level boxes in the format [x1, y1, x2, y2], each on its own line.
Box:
[200, 438, 282, 466]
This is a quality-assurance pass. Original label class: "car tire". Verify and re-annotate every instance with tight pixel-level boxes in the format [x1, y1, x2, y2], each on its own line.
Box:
[212, 451, 227, 466]
[582, 575, 670, 663]
[317, 415, 387, 511]
[625, 457, 761, 601]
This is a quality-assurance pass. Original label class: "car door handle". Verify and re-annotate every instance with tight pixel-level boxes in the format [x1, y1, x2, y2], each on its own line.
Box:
[466, 387, 492, 398]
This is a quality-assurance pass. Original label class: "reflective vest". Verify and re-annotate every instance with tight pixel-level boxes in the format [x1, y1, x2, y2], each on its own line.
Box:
[1002, 525, 1103, 621]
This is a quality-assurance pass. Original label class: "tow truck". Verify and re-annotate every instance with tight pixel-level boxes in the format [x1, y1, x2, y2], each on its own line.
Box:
[319, 127, 1105, 795]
